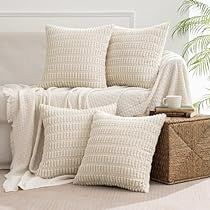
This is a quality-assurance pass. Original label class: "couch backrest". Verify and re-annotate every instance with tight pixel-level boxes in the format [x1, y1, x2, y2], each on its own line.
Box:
[0, 32, 46, 85]
[0, 12, 135, 85]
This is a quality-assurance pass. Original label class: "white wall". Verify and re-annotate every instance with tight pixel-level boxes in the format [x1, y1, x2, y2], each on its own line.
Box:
[189, 0, 210, 113]
[0, 0, 187, 54]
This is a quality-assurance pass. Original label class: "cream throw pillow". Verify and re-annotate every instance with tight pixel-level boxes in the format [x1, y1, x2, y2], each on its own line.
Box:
[40, 24, 113, 88]
[106, 23, 169, 88]
[73, 112, 166, 192]
[36, 103, 117, 178]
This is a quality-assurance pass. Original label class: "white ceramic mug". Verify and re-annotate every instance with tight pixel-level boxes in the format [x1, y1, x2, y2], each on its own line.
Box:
[162, 95, 182, 108]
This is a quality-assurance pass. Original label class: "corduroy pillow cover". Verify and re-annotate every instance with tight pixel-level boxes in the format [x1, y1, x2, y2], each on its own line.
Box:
[36, 103, 117, 178]
[73, 112, 166, 192]
[40, 24, 113, 88]
[106, 23, 169, 88]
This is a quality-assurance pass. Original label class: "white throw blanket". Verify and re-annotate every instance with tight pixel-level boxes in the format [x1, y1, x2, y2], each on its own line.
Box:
[2, 51, 192, 192]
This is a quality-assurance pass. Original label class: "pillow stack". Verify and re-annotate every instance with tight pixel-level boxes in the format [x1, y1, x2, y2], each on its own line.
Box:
[36, 22, 168, 192]
[37, 103, 166, 192]
[40, 23, 169, 89]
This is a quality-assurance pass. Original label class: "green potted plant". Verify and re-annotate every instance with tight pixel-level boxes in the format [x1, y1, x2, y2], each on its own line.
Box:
[173, 0, 210, 112]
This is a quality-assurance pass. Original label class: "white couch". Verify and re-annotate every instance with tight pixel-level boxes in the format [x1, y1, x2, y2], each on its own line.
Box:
[0, 32, 192, 170]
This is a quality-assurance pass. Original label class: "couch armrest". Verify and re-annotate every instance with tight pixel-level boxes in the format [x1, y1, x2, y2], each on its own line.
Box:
[147, 50, 192, 111]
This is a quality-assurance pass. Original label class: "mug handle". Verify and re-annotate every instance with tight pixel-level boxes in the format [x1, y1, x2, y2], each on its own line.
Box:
[162, 98, 167, 107]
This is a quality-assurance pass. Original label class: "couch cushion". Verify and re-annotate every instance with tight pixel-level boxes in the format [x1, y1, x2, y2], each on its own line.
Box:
[0, 90, 7, 122]
[40, 25, 113, 88]
[106, 23, 169, 88]
[0, 85, 151, 122]
[74, 112, 166, 192]
[0, 123, 12, 169]
[36, 103, 117, 178]
[0, 89, 11, 169]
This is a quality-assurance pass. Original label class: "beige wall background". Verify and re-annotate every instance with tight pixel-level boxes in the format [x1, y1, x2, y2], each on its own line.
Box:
[0, 0, 187, 54]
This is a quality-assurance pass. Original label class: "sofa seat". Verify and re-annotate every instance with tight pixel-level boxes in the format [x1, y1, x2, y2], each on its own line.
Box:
[0, 90, 7, 122]
[0, 88, 12, 169]
[0, 85, 151, 169]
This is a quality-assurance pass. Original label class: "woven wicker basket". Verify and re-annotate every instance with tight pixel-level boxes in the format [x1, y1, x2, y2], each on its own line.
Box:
[151, 115, 210, 184]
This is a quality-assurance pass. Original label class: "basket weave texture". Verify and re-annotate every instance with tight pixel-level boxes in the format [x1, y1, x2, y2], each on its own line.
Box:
[151, 115, 210, 184]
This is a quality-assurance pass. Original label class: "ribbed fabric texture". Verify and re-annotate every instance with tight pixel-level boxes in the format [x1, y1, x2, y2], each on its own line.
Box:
[106, 23, 169, 88]
[74, 112, 166, 192]
[40, 24, 113, 88]
[36, 104, 117, 178]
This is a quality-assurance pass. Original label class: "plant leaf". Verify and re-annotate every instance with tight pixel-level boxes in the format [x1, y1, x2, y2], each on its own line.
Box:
[182, 34, 210, 57]
[178, 0, 210, 16]
[172, 15, 210, 37]
[194, 92, 210, 112]
[187, 48, 210, 76]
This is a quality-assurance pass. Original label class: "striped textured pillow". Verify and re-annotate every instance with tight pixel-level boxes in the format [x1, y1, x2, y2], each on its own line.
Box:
[74, 112, 166, 192]
[106, 23, 169, 88]
[36, 103, 117, 178]
[40, 24, 113, 88]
